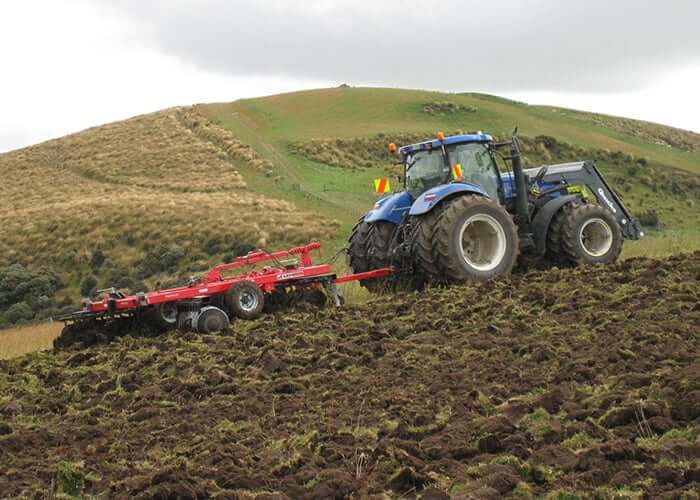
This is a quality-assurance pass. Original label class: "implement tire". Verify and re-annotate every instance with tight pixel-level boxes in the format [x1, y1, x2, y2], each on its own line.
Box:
[149, 302, 178, 331]
[433, 195, 519, 283]
[226, 281, 264, 320]
[560, 200, 622, 265]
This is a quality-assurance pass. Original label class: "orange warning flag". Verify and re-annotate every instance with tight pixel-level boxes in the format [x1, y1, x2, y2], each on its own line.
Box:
[451, 163, 463, 181]
[374, 177, 391, 193]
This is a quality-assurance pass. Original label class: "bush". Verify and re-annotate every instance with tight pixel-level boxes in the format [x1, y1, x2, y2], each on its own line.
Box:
[80, 275, 98, 297]
[637, 210, 660, 228]
[0, 264, 62, 321]
[89, 249, 106, 270]
[231, 239, 255, 258]
[140, 244, 186, 277]
[2, 302, 34, 324]
[0, 264, 62, 309]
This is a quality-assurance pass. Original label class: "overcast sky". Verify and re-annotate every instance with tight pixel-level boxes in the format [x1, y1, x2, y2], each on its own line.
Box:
[2, 0, 699, 152]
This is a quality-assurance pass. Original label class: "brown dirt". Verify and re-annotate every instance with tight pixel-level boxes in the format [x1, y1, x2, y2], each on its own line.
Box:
[1, 253, 699, 498]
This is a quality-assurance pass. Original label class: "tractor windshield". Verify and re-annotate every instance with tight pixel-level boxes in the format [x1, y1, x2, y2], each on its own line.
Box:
[447, 143, 500, 198]
[405, 149, 447, 197]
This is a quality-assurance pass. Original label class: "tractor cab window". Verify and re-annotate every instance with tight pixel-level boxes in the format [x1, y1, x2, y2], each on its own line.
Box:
[448, 143, 500, 198]
[405, 149, 447, 198]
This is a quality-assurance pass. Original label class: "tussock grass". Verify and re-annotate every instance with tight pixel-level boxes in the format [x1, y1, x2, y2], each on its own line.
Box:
[0, 105, 335, 336]
[566, 109, 700, 153]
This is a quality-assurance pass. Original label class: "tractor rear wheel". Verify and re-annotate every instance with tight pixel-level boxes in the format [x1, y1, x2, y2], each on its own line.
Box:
[560, 200, 622, 265]
[347, 216, 372, 287]
[367, 221, 396, 269]
[347, 216, 396, 292]
[433, 195, 519, 283]
[411, 204, 447, 282]
[226, 281, 265, 319]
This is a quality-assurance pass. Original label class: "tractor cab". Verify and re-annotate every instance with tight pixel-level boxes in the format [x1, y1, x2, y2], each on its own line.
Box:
[367, 132, 504, 226]
[398, 132, 500, 200]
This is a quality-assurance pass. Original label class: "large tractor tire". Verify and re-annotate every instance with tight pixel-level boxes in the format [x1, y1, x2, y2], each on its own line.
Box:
[545, 204, 569, 266]
[433, 195, 519, 283]
[367, 221, 396, 270]
[559, 200, 622, 265]
[347, 216, 372, 275]
[347, 217, 396, 292]
[411, 204, 447, 281]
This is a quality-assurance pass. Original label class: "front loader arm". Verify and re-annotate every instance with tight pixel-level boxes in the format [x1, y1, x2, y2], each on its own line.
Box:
[535, 161, 644, 240]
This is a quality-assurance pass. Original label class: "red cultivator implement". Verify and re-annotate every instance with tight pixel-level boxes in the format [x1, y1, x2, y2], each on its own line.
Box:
[55, 242, 392, 347]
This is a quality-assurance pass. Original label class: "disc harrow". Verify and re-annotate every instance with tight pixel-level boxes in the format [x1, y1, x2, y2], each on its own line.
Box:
[54, 242, 392, 349]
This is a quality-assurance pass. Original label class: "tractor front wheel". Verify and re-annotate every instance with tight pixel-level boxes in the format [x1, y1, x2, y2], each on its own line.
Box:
[560, 200, 622, 265]
[433, 195, 519, 283]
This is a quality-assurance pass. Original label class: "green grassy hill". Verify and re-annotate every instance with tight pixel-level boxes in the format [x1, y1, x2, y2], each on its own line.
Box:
[1, 86, 699, 326]
[202, 86, 700, 253]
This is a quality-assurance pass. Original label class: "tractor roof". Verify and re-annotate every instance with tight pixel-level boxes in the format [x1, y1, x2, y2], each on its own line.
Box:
[399, 132, 493, 155]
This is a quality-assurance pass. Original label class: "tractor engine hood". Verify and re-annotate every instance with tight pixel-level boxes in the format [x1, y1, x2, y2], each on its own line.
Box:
[365, 191, 413, 225]
[409, 182, 489, 216]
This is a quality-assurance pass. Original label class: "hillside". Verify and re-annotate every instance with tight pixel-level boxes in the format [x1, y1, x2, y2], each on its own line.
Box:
[1, 253, 698, 497]
[1, 87, 700, 327]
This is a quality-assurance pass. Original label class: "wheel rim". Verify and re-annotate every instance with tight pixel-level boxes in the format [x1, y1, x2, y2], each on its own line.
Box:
[160, 302, 178, 324]
[579, 218, 613, 257]
[459, 214, 507, 272]
[239, 289, 259, 312]
[202, 312, 226, 332]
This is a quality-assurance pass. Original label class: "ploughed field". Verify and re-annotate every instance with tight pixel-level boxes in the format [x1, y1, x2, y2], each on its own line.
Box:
[1, 254, 699, 498]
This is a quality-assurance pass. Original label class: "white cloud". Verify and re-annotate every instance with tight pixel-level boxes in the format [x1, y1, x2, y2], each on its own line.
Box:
[0, 0, 698, 153]
[502, 65, 700, 133]
[0, 0, 331, 152]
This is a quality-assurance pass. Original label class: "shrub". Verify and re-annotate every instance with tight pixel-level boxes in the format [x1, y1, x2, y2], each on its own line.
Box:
[231, 239, 255, 258]
[89, 249, 106, 270]
[80, 275, 98, 297]
[0, 265, 40, 308]
[3, 302, 34, 324]
[422, 101, 477, 115]
[139, 244, 186, 277]
[637, 210, 660, 228]
[0, 264, 62, 318]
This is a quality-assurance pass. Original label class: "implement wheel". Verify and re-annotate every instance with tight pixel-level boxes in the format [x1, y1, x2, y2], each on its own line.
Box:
[149, 302, 178, 330]
[433, 195, 519, 283]
[226, 281, 264, 320]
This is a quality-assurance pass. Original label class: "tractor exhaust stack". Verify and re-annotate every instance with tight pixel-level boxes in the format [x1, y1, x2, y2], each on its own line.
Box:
[510, 134, 530, 225]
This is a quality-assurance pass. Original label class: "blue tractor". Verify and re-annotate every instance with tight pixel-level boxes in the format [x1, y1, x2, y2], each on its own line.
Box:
[348, 130, 644, 287]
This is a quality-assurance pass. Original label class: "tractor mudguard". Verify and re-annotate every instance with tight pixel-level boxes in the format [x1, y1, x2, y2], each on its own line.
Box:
[409, 183, 488, 216]
[531, 193, 580, 255]
[365, 191, 413, 224]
